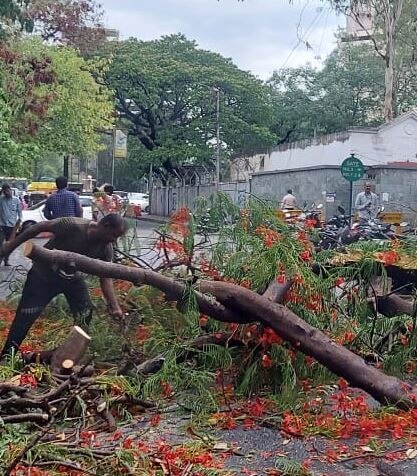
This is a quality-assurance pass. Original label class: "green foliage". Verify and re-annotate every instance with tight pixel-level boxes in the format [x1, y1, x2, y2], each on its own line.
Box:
[0, 91, 38, 175]
[18, 38, 113, 158]
[274, 457, 311, 476]
[105, 34, 277, 176]
[0, 37, 113, 177]
[269, 43, 385, 142]
[0, 0, 33, 38]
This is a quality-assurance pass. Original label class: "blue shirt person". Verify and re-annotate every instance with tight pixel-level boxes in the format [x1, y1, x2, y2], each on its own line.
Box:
[0, 184, 22, 266]
[43, 176, 83, 220]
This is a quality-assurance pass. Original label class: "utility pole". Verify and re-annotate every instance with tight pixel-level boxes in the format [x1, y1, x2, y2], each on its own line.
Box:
[149, 163, 153, 214]
[215, 88, 220, 189]
[63, 155, 69, 178]
[111, 128, 116, 186]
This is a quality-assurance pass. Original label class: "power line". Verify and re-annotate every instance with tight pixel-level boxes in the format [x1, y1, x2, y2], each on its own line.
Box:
[317, 7, 331, 60]
[280, 5, 327, 70]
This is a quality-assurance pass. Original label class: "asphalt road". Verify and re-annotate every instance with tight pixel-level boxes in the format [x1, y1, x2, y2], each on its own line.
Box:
[0, 220, 161, 300]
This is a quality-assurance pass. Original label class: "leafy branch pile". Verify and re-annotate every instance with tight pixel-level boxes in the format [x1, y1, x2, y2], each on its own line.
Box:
[3, 194, 417, 474]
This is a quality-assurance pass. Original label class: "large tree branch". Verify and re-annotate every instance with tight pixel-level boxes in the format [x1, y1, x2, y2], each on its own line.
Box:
[24, 243, 248, 324]
[23, 244, 417, 409]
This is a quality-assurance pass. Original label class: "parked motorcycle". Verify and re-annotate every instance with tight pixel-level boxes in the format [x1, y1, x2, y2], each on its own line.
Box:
[352, 207, 396, 240]
[318, 206, 401, 250]
[317, 206, 358, 250]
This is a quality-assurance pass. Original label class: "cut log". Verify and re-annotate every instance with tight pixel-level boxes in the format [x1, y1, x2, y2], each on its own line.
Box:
[50, 326, 91, 375]
[24, 243, 417, 408]
[62, 359, 74, 370]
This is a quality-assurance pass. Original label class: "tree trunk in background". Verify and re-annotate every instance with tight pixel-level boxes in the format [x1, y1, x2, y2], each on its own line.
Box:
[383, 0, 404, 122]
[384, 3, 395, 121]
[63, 155, 69, 178]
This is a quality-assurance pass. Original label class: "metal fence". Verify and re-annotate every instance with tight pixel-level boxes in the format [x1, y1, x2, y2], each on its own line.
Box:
[150, 181, 250, 216]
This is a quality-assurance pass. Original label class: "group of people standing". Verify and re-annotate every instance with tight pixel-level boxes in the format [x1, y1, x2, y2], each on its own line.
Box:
[0, 177, 125, 266]
[43, 177, 124, 221]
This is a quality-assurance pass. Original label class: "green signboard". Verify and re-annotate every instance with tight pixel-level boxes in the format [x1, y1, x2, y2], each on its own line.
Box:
[341, 154, 364, 182]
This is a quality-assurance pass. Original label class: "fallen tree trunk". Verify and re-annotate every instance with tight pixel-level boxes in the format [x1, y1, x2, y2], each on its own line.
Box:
[24, 243, 417, 408]
[23, 243, 248, 325]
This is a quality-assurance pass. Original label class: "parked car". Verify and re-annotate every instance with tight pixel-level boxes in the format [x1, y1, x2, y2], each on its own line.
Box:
[114, 191, 129, 207]
[127, 192, 149, 213]
[20, 195, 93, 232]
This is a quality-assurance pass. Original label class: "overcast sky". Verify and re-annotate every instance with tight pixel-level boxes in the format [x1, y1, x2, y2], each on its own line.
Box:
[99, 0, 344, 80]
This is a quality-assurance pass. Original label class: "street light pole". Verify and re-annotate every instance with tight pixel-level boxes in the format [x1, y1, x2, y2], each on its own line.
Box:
[111, 128, 116, 185]
[215, 88, 220, 189]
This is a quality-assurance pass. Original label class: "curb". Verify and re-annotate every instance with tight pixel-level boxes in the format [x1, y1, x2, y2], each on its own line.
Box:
[136, 214, 170, 225]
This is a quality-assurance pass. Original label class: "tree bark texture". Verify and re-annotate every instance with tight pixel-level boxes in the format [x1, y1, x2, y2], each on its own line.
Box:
[50, 326, 91, 374]
[383, 0, 404, 122]
[24, 243, 417, 408]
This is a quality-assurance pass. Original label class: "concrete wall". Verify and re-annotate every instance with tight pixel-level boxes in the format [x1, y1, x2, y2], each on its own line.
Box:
[251, 165, 417, 222]
[251, 166, 351, 219]
[258, 113, 417, 171]
[150, 181, 250, 217]
[151, 166, 417, 222]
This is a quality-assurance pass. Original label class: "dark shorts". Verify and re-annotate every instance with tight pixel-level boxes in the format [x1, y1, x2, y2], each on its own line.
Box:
[1, 226, 14, 242]
[1, 265, 94, 355]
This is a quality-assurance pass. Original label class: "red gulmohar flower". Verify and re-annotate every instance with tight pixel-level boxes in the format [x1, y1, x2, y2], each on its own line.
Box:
[334, 276, 345, 287]
[377, 249, 399, 266]
[261, 353, 273, 368]
[19, 374, 38, 388]
[276, 274, 286, 284]
[299, 250, 311, 262]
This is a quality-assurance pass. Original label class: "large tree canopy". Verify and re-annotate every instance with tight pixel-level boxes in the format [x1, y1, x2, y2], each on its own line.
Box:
[105, 34, 277, 179]
[20, 39, 113, 157]
[0, 38, 113, 176]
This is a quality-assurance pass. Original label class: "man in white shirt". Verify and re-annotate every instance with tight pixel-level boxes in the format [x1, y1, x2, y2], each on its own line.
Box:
[0, 184, 22, 266]
[281, 189, 297, 210]
[355, 182, 378, 221]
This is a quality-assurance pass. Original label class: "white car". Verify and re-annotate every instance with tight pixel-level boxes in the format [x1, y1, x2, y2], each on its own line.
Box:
[127, 192, 149, 213]
[21, 195, 93, 232]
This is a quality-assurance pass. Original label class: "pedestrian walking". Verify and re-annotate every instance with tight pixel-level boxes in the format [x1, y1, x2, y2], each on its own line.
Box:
[0, 214, 127, 357]
[43, 176, 83, 220]
[0, 184, 22, 266]
[281, 189, 297, 210]
[355, 182, 378, 222]
[92, 184, 123, 221]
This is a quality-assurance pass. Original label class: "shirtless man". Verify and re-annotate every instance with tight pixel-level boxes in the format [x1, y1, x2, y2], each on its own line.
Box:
[0, 213, 126, 357]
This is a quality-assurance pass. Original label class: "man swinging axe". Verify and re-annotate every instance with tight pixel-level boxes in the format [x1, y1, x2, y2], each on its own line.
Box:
[0, 214, 127, 357]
